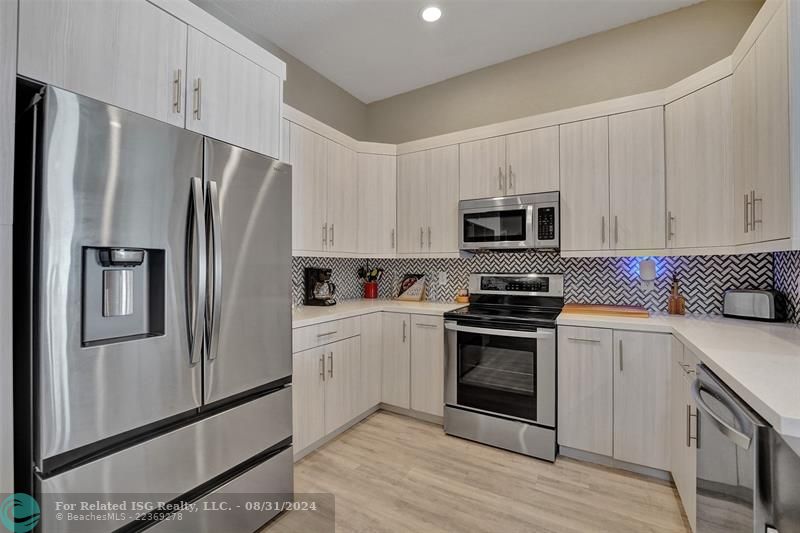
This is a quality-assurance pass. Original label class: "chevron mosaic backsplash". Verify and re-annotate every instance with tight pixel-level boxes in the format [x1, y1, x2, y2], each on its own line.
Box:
[774, 251, 800, 324]
[293, 252, 778, 316]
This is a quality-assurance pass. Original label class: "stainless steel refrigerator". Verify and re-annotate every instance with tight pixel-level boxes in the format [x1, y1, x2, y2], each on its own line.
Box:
[14, 85, 293, 532]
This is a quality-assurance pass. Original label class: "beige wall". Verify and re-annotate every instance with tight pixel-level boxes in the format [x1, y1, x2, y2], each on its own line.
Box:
[365, 0, 763, 144]
[190, 0, 369, 140]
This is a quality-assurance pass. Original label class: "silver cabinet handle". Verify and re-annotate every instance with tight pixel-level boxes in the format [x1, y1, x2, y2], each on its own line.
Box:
[691, 379, 751, 450]
[751, 190, 762, 228]
[667, 211, 675, 241]
[507, 164, 513, 191]
[419, 227, 424, 250]
[206, 180, 223, 361]
[402, 320, 407, 342]
[618, 339, 623, 372]
[328, 351, 334, 378]
[614, 215, 619, 245]
[416, 323, 438, 329]
[330, 223, 335, 247]
[391, 228, 395, 249]
[498, 166, 503, 191]
[320, 353, 326, 381]
[686, 404, 698, 447]
[173, 69, 182, 114]
[744, 193, 751, 233]
[601, 216, 606, 244]
[427, 226, 432, 250]
[317, 331, 337, 338]
[193, 78, 202, 120]
[567, 337, 600, 343]
[187, 177, 207, 365]
[322, 223, 328, 247]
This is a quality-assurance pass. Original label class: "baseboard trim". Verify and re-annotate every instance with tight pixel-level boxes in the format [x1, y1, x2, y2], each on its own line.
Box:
[378, 403, 444, 425]
[559, 446, 672, 482]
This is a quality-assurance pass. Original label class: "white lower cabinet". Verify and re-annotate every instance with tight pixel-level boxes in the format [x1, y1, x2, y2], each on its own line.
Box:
[292, 335, 361, 454]
[558, 326, 671, 471]
[359, 313, 383, 412]
[410, 315, 445, 417]
[381, 313, 411, 409]
[670, 337, 698, 532]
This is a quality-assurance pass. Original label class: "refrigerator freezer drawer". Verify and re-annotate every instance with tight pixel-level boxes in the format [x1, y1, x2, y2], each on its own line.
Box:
[146, 447, 294, 533]
[38, 387, 292, 532]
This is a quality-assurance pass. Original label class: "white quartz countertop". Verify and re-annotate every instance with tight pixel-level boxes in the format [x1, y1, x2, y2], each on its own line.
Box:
[292, 299, 466, 328]
[557, 313, 800, 440]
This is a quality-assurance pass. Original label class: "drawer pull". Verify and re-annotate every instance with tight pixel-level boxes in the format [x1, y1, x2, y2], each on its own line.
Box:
[416, 323, 438, 329]
[567, 337, 600, 343]
[317, 331, 338, 337]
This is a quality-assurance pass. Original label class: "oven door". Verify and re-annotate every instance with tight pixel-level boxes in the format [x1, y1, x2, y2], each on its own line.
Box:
[459, 204, 534, 250]
[444, 321, 555, 427]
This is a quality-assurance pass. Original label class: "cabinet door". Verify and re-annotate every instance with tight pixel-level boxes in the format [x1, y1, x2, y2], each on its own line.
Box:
[666, 78, 734, 248]
[506, 127, 560, 195]
[381, 313, 411, 409]
[427, 145, 460, 253]
[609, 108, 666, 250]
[397, 151, 429, 254]
[289, 123, 328, 252]
[357, 154, 397, 255]
[186, 28, 281, 158]
[410, 315, 444, 417]
[326, 141, 359, 253]
[613, 331, 671, 470]
[733, 46, 758, 245]
[559, 117, 610, 251]
[671, 337, 697, 532]
[459, 137, 506, 200]
[292, 347, 326, 453]
[18, 0, 187, 127]
[359, 313, 383, 412]
[753, 3, 791, 242]
[324, 336, 361, 434]
[557, 326, 613, 456]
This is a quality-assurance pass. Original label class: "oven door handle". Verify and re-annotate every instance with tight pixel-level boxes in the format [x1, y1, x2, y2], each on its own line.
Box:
[445, 322, 554, 339]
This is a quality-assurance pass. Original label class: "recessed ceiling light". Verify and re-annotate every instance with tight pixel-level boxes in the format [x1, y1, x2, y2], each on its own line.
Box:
[421, 6, 442, 22]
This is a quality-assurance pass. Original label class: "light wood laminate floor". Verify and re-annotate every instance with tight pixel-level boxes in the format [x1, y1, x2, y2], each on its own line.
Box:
[266, 411, 690, 533]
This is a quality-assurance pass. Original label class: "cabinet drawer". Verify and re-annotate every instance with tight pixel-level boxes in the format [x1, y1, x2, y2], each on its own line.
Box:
[292, 317, 361, 353]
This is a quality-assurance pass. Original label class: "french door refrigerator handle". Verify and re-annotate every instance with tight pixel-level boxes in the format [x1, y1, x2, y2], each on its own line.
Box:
[188, 177, 207, 365]
[206, 179, 223, 361]
[691, 378, 751, 450]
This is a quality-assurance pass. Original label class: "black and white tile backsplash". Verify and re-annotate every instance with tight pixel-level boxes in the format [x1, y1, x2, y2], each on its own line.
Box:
[293, 251, 780, 317]
[774, 251, 800, 324]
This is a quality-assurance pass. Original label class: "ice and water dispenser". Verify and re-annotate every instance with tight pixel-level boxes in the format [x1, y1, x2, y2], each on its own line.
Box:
[82, 247, 166, 346]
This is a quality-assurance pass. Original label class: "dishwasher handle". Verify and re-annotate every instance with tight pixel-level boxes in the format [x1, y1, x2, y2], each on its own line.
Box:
[691, 378, 752, 450]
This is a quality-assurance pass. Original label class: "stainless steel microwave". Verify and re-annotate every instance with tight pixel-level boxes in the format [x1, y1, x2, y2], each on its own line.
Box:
[459, 192, 560, 251]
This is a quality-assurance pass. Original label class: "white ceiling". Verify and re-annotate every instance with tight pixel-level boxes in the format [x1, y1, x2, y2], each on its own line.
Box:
[209, 0, 701, 103]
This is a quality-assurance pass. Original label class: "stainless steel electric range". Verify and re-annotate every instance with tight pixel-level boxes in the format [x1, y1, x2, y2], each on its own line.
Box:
[443, 273, 564, 461]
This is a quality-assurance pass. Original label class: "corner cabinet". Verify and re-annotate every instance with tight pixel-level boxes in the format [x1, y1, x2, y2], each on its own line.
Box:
[18, 0, 188, 128]
[325, 141, 359, 253]
[186, 28, 282, 159]
[397, 146, 459, 255]
[357, 154, 397, 255]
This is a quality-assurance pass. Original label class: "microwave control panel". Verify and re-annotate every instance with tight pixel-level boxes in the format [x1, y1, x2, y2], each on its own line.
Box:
[537, 207, 556, 241]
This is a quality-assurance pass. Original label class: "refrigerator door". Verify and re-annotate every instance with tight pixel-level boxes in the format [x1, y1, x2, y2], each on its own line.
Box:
[35, 88, 204, 464]
[203, 139, 292, 404]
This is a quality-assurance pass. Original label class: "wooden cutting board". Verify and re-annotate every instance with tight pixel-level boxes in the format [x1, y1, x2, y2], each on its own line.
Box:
[562, 303, 650, 318]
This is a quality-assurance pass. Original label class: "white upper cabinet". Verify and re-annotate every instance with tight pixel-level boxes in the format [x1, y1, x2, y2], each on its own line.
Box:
[397, 146, 459, 255]
[666, 78, 734, 249]
[186, 28, 281, 158]
[459, 137, 506, 200]
[289, 123, 328, 253]
[18, 0, 188, 127]
[357, 154, 397, 255]
[559, 117, 610, 252]
[326, 141, 359, 254]
[734, 3, 791, 245]
[506, 126, 560, 195]
[609, 107, 666, 250]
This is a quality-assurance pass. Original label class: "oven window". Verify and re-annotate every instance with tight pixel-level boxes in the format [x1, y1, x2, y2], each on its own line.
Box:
[457, 331, 536, 421]
[463, 210, 526, 243]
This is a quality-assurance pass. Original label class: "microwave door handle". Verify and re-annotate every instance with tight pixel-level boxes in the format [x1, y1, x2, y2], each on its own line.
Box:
[444, 322, 554, 339]
[188, 177, 207, 365]
[691, 379, 752, 450]
[206, 179, 223, 361]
